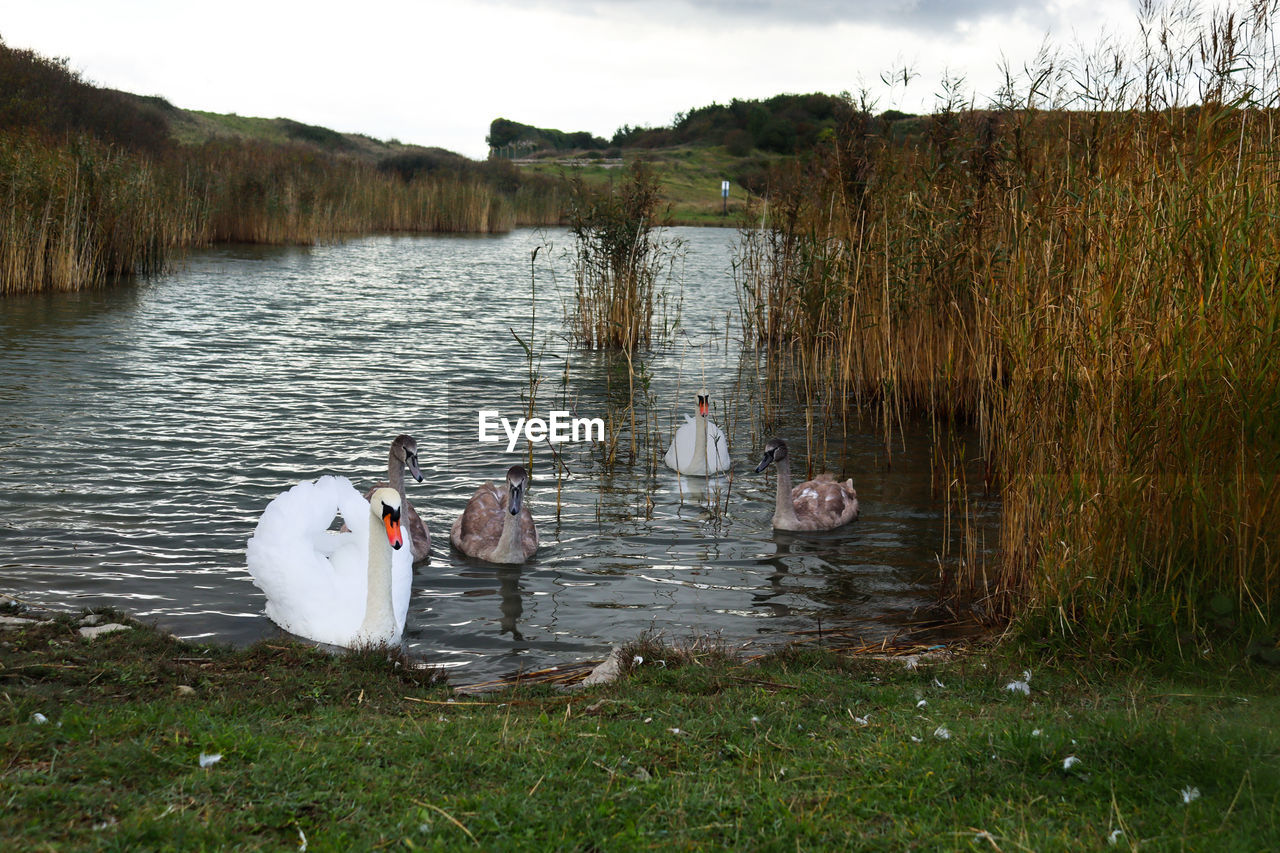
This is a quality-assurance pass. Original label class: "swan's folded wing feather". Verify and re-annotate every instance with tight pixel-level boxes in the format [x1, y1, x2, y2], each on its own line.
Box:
[664, 418, 697, 470]
[453, 482, 505, 549]
[705, 420, 733, 471]
[403, 498, 430, 559]
[790, 476, 859, 527]
[665, 417, 733, 474]
[246, 477, 364, 640]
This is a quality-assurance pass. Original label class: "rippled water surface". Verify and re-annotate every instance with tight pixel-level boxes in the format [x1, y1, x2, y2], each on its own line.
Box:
[0, 228, 993, 682]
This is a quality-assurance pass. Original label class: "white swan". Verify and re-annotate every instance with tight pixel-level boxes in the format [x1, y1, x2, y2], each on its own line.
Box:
[246, 476, 413, 647]
[664, 391, 732, 475]
[754, 438, 859, 531]
[450, 465, 539, 564]
[365, 434, 430, 562]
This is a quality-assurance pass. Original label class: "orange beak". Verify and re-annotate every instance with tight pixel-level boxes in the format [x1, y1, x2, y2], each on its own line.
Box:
[383, 515, 404, 550]
[698, 400, 709, 417]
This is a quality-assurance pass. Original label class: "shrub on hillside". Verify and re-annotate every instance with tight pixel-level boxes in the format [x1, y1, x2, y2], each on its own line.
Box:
[0, 40, 170, 153]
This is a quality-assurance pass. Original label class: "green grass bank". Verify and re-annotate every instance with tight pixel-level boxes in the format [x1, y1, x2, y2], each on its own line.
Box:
[513, 145, 770, 226]
[3, 611, 1277, 850]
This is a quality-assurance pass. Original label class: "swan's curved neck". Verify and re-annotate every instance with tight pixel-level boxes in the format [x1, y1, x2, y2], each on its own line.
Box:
[492, 506, 523, 563]
[357, 513, 396, 642]
[387, 449, 406, 496]
[693, 413, 707, 467]
[773, 459, 799, 527]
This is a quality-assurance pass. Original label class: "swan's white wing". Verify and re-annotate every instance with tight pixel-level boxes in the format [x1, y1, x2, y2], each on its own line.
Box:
[245, 476, 372, 646]
[664, 417, 700, 472]
[330, 475, 370, 539]
[663, 442, 678, 470]
[705, 420, 733, 473]
[666, 417, 732, 474]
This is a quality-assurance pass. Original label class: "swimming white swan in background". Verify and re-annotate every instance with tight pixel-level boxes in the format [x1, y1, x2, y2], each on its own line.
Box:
[367, 434, 430, 562]
[450, 465, 539, 564]
[664, 391, 732, 475]
[246, 477, 413, 647]
[754, 438, 859, 531]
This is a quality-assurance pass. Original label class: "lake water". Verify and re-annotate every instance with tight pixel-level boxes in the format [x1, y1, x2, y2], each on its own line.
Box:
[0, 227, 994, 684]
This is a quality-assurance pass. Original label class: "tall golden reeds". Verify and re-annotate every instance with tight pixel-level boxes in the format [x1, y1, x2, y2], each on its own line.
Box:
[189, 140, 528, 244]
[0, 131, 191, 293]
[2, 133, 567, 294]
[568, 161, 676, 351]
[738, 0, 1280, 648]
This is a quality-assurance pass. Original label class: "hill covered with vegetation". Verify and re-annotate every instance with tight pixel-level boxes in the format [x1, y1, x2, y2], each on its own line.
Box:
[620, 92, 879, 153]
[486, 117, 610, 158]
[0, 42, 170, 153]
[493, 92, 914, 158]
[488, 92, 921, 223]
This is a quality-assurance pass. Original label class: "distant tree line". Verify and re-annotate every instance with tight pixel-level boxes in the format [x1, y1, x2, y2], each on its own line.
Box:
[487, 118, 609, 157]
[489, 94, 916, 160]
[612, 93, 907, 155]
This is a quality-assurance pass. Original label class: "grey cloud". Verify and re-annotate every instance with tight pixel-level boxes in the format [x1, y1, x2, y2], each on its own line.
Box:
[494, 0, 1074, 33]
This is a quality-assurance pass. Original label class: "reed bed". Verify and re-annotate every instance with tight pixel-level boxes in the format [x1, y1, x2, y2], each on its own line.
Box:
[0, 131, 192, 292]
[568, 162, 677, 351]
[509, 181, 570, 227]
[738, 1, 1280, 648]
[564, 167, 691, 480]
[1, 134, 564, 294]
[188, 140, 536, 243]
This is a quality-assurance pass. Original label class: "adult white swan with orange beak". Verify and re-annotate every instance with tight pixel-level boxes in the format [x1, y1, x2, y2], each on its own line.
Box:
[246, 477, 413, 647]
[664, 391, 732, 476]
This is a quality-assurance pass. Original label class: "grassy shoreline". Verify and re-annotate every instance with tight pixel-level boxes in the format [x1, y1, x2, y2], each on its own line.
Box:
[3, 609, 1277, 849]
[514, 145, 765, 226]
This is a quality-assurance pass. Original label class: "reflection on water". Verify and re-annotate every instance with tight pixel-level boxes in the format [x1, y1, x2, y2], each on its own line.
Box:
[0, 228, 996, 681]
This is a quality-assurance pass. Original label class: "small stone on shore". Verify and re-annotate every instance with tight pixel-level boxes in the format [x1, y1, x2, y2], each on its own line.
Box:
[79, 623, 130, 639]
[579, 647, 625, 687]
[1, 615, 51, 631]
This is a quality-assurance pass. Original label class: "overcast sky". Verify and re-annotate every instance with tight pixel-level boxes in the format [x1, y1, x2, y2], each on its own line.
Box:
[2, 0, 1155, 158]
